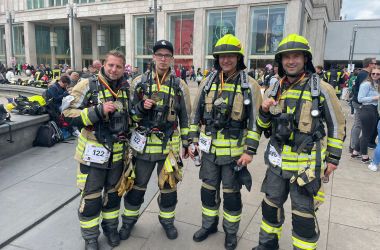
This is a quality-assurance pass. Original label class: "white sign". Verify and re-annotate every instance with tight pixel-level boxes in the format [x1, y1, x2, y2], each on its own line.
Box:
[83, 144, 110, 164]
[130, 130, 147, 153]
[347, 64, 355, 73]
[268, 144, 282, 167]
[199, 132, 212, 153]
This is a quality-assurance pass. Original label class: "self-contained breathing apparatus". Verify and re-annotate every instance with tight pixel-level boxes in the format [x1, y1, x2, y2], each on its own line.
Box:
[202, 71, 252, 138]
[136, 71, 178, 146]
[267, 74, 325, 197]
[88, 77, 130, 151]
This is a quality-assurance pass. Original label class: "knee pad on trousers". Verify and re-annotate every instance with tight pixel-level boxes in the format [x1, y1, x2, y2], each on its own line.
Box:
[201, 187, 217, 207]
[160, 191, 177, 208]
[262, 200, 281, 224]
[81, 197, 102, 217]
[223, 192, 242, 212]
[292, 213, 316, 239]
[104, 192, 121, 209]
[126, 189, 145, 206]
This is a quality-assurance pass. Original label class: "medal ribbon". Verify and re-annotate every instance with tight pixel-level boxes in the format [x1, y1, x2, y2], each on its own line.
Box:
[155, 67, 169, 92]
[276, 73, 306, 101]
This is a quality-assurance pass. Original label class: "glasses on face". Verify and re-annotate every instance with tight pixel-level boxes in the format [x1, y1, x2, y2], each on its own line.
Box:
[370, 62, 377, 65]
[154, 53, 173, 60]
[371, 73, 380, 76]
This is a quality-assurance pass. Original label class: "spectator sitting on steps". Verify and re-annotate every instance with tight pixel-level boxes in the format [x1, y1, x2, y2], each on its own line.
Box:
[45, 75, 70, 114]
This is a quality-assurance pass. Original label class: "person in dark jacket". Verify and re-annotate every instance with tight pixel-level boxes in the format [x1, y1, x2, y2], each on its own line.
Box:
[45, 75, 70, 112]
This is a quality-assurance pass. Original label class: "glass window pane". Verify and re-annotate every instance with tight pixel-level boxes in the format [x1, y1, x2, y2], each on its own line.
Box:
[99, 24, 124, 55]
[0, 27, 6, 63]
[206, 9, 236, 55]
[250, 6, 285, 55]
[135, 16, 154, 56]
[135, 58, 152, 74]
[39, 0, 44, 8]
[168, 12, 194, 55]
[63, 0, 68, 5]
[81, 25, 92, 55]
[49, 0, 54, 7]
[54, 26, 70, 55]
[27, 0, 33, 9]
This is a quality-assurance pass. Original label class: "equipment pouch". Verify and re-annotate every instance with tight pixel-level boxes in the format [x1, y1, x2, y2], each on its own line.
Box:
[231, 93, 244, 121]
[205, 93, 214, 113]
[298, 101, 312, 133]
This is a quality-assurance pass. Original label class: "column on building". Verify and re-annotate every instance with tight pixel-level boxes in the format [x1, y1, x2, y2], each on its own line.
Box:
[91, 23, 99, 61]
[5, 19, 12, 68]
[24, 21, 37, 66]
[73, 17, 82, 70]
[156, 9, 165, 41]
[124, 13, 133, 65]
[307, 18, 325, 66]
[50, 26, 56, 66]
[236, 4, 250, 64]
[193, 8, 205, 71]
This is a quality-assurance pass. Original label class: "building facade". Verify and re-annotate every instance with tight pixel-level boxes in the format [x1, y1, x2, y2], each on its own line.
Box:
[0, 0, 341, 71]
[325, 19, 380, 69]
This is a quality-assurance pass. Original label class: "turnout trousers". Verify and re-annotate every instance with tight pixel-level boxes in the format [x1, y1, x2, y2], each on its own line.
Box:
[257, 166, 322, 250]
[199, 156, 243, 235]
[77, 163, 123, 241]
[122, 158, 178, 227]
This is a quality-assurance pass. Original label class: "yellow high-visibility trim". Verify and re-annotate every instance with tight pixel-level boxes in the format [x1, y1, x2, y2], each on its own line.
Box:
[292, 236, 317, 249]
[189, 124, 199, 132]
[159, 210, 175, 219]
[314, 191, 325, 202]
[260, 220, 282, 239]
[181, 128, 189, 136]
[209, 83, 242, 93]
[202, 207, 219, 217]
[80, 108, 93, 126]
[223, 211, 241, 223]
[123, 208, 139, 217]
[327, 137, 343, 149]
[257, 117, 271, 129]
[77, 174, 87, 183]
[102, 210, 119, 220]
[247, 130, 260, 141]
[80, 217, 100, 229]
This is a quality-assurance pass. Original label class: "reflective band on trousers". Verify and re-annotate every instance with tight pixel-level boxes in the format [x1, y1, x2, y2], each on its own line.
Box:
[159, 210, 175, 219]
[223, 211, 241, 223]
[202, 206, 219, 217]
[80, 217, 100, 229]
[102, 210, 120, 220]
[211, 146, 244, 157]
[260, 220, 282, 239]
[292, 236, 317, 249]
[123, 208, 139, 217]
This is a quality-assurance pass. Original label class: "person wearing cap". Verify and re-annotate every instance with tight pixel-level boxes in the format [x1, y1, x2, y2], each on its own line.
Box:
[252, 34, 345, 250]
[119, 40, 191, 241]
[188, 34, 262, 250]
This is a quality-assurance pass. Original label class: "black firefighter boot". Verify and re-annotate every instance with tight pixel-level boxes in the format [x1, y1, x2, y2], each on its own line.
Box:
[224, 233, 238, 250]
[84, 239, 99, 250]
[158, 216, 178, 240]
[119, 221, 136, 240]
[193, 219, 218, 242]
[103, 228, 120, 247]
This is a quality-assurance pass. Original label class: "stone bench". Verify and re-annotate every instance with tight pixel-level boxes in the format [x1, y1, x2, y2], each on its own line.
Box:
[0, 113, 50, 160]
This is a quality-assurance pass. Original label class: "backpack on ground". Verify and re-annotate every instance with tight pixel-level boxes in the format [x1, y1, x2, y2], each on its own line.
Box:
[33, 121, 64, 147]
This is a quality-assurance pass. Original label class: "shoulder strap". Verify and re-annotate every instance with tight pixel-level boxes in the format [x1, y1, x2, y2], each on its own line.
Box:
[204, 71, 218, 92]
[309, 73, 321, 117]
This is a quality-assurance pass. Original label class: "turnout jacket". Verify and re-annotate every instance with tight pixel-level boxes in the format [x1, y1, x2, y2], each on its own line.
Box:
[130, 70, 191, 161]
[63, 70, 130, 169]
[257, 75, 346, 174]
[189, 70, 262, 164]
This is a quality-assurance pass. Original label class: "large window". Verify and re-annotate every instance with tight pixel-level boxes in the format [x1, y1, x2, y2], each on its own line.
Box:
[74, 0, 95, 4]
[250, 5, 286, 55]
[27, 0, 45, 9]
[81, 25, 92, 55]
[206, 9, 237, 56]
[13, 25, 25, 63]
[168, 12, 194, 55]
[49, 0, 69, 7]
[135, 15, 154, 72]
[54, 26, 70, 62]
[35, 25, 51, 65]
[99, 24, 124, 56]
[0, 26, 6, 64]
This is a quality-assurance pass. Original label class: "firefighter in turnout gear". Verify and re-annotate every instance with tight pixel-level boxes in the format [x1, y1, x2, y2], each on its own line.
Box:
[253, 34, 346, 250]
[62, 51, 131, 250]
[189, 34, 262, 250]
[323, 65, 345, 99]
[120, 40, 191, 241]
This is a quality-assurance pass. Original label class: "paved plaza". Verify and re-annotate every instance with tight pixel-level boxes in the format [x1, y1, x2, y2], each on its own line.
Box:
[0, 82, 379, 250]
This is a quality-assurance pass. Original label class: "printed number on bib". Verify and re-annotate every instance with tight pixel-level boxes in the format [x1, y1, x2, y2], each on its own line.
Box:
[199, 133, 212, 153]
[130, 130, 147, 152]
[83, 144, 110, 164]
[268, 144, 282, 167]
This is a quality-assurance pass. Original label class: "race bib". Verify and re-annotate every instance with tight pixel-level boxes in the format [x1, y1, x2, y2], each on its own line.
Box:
[268, 144, 282, 167]
[83, 144, 110, 164]
[199, 132, 212, 153]
[130, 130, 147, 153]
